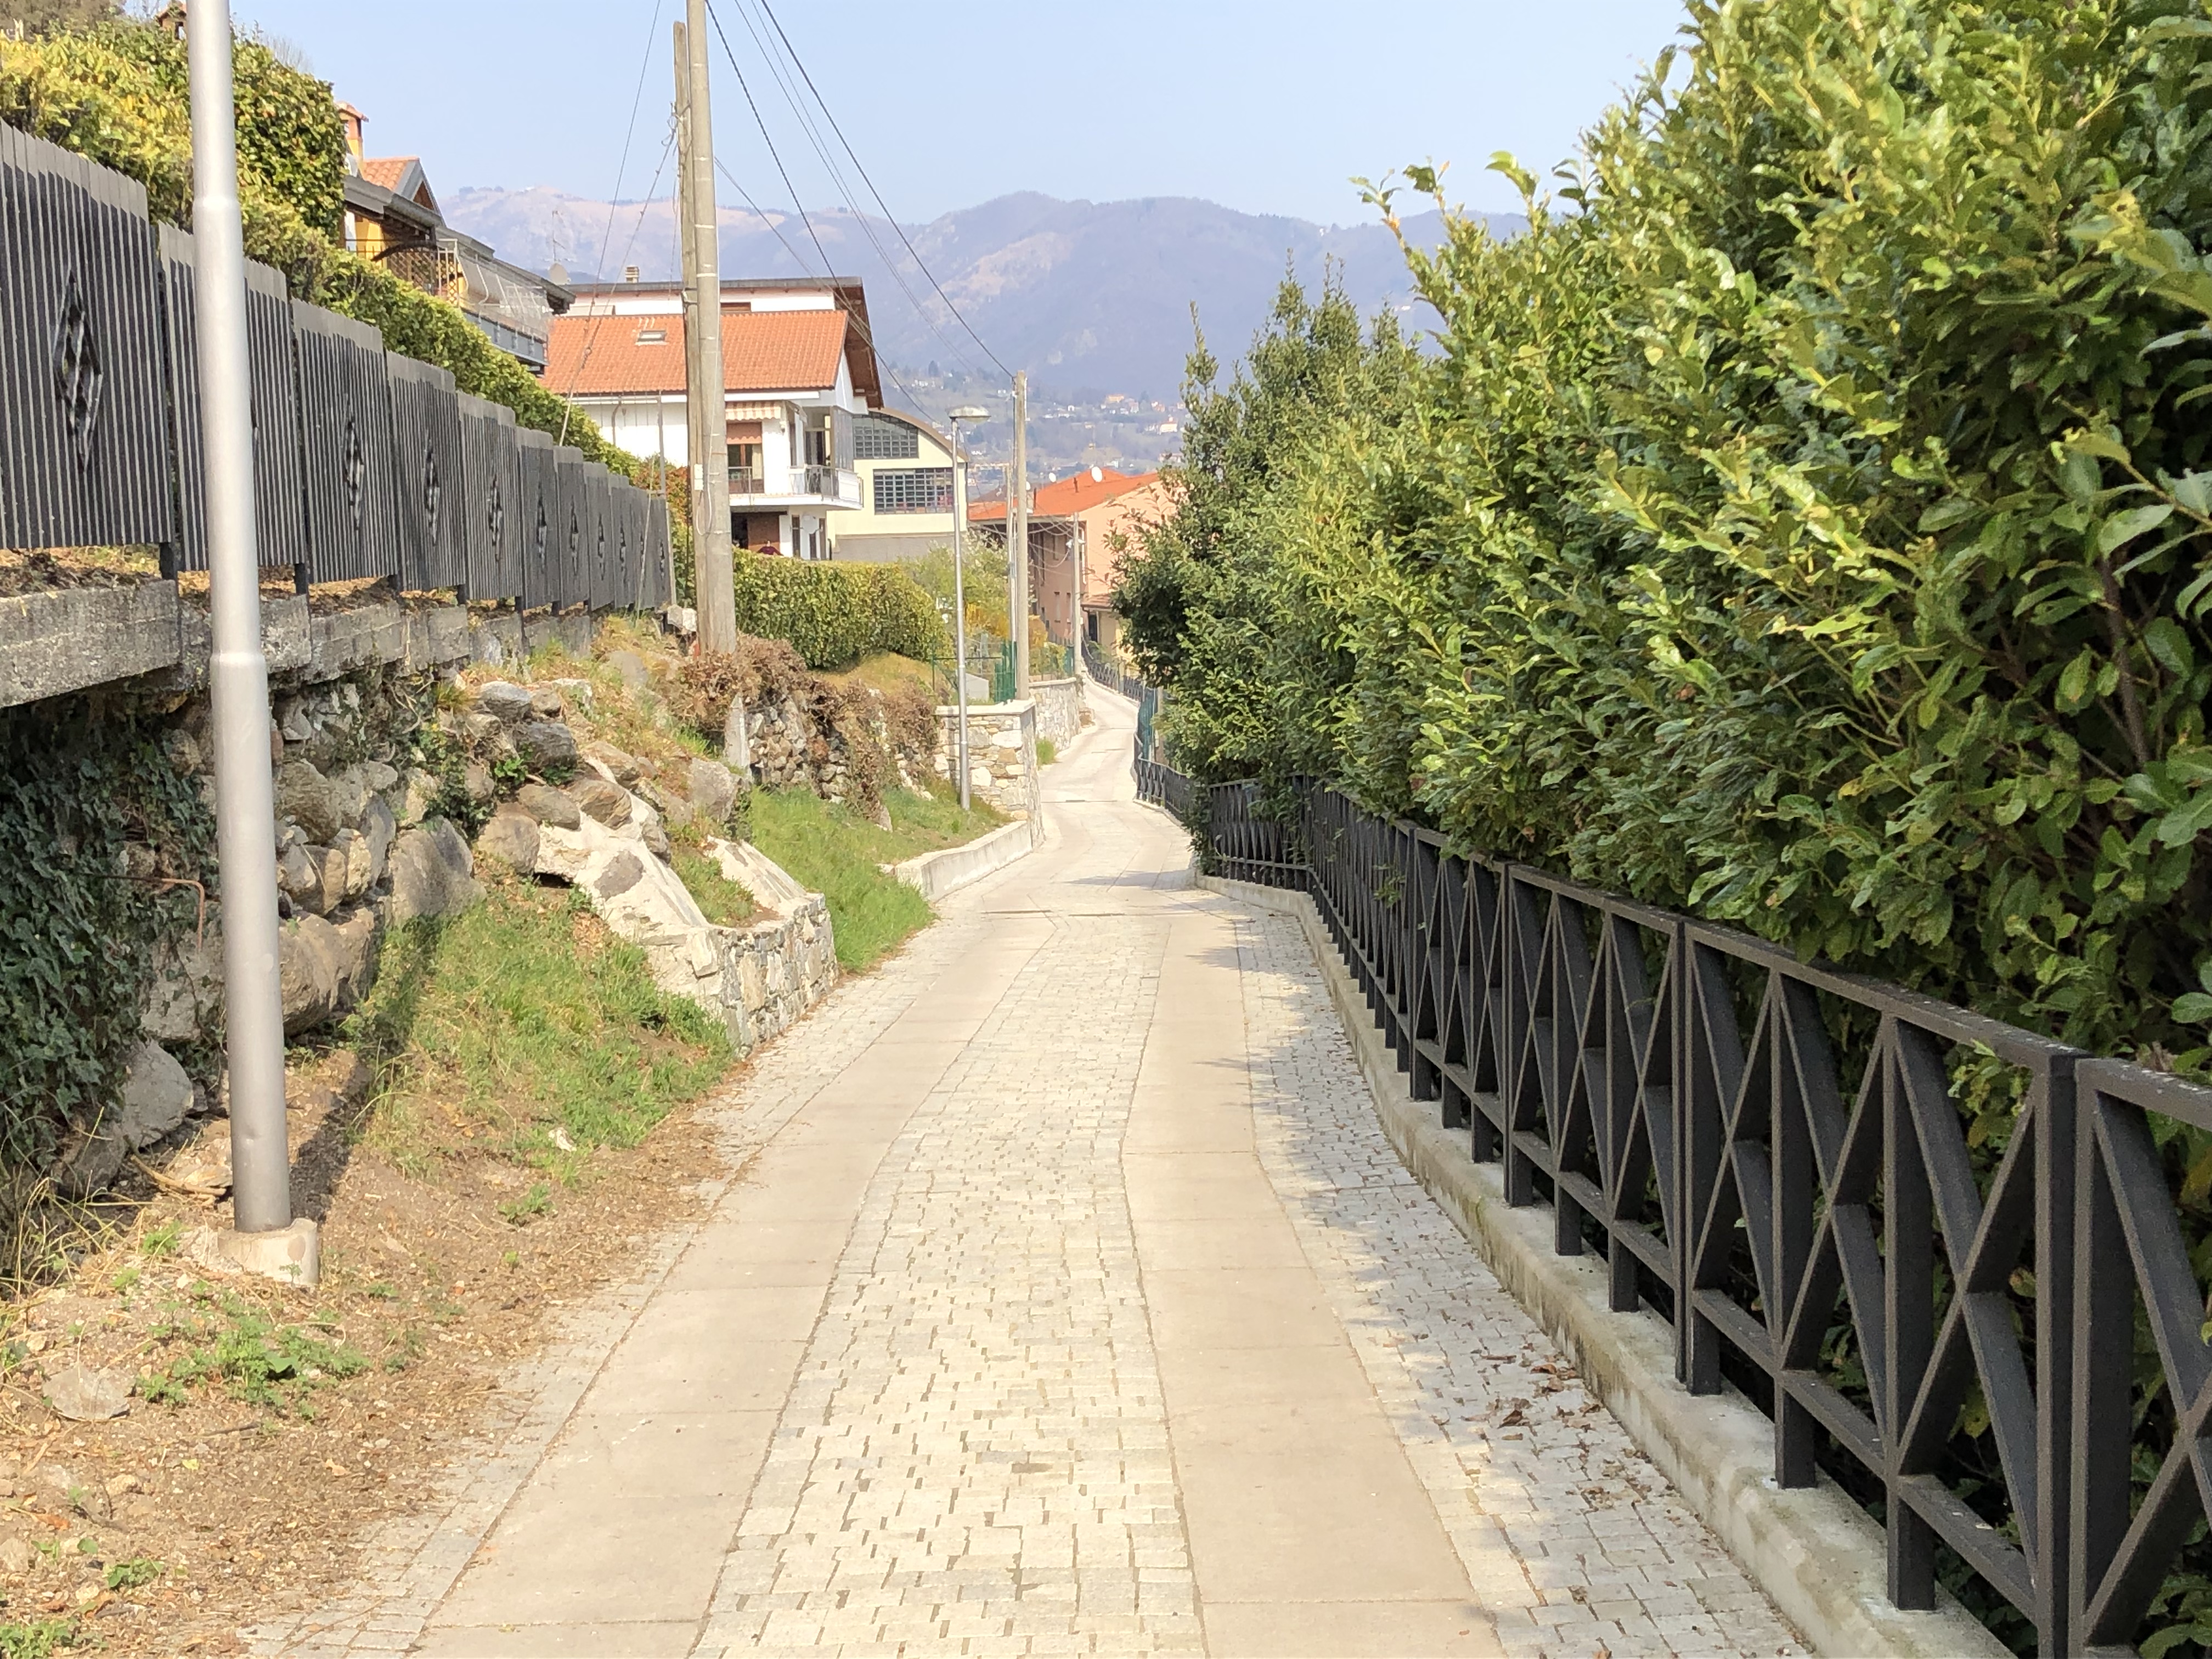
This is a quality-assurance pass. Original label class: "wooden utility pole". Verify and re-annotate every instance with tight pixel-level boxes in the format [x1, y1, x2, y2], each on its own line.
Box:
[680, 3, 736, 653]
[1009, 370, 1029, 696]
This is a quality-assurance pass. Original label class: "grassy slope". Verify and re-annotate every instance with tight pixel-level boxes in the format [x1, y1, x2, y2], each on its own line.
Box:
[750, 786, 1001, 972]
[346, 879, 730, 1179]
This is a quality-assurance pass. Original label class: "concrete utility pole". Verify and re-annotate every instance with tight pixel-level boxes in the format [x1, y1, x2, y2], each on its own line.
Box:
[187, 0, 314, 1284]
[674, 22, 702, 603]
[682, 1, 736, 654]
[1009, 371, 1029, 696]
[949, 405, 989, 810]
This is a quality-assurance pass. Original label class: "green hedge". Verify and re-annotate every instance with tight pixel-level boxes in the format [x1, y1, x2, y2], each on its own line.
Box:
[1121, 0, 2212, 1076]
[727, 554, 945, 671]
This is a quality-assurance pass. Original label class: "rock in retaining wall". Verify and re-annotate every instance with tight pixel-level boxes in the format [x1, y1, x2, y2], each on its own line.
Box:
[933, 700, 1043, 844]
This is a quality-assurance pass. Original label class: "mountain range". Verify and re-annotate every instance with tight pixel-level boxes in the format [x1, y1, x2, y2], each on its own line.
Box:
[446, 187, 1520, 404]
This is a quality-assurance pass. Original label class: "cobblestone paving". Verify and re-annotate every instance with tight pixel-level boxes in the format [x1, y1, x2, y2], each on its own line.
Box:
[698, 914, 1204, 1656]
[266, 695, 1802, 1657]
[1232, 912, 1805, 1659]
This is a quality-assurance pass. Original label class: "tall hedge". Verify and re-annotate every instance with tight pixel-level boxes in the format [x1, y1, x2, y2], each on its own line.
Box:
[727, 554, 945, 672]
[1122, 0, 2212, 1081]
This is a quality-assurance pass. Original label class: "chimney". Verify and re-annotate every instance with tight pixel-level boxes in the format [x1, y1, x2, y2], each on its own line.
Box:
[623, 264, 641, 284]
[337, 101, 366, 162]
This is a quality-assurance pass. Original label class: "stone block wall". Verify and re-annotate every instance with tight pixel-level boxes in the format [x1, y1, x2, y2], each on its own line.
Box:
[1030, 677, 1087, 748]
[934, 700, 1043, 844]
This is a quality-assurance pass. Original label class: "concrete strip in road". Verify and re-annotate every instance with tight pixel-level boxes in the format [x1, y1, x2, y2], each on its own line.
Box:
[1124, 912, 1502, 1658]
[413, 924, 1049, 1654]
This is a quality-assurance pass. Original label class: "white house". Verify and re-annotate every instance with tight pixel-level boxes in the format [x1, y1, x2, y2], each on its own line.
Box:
[544, 276, 883, 560]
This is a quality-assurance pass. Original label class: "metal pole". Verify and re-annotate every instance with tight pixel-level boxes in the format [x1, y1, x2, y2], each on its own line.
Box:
[951, 420, 971, 810]
[1010, 370, 1028, 696]
[188, 0, 290, 1236]
[685, 0, 737, 654]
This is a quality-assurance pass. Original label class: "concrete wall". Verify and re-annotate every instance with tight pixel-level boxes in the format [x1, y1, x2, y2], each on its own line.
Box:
[0, 578, 623, 713]
[934, 699, 1043, 844]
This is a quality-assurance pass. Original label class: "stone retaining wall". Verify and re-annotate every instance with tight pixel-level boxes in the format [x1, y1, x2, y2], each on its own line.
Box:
[0, 578, 605, 712]
[934, 700, 1043, 843]
[1029, 677, 1086, 748]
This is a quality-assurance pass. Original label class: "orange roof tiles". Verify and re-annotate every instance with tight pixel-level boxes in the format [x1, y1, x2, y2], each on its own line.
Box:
[542, 309, 851, 398]
[358, 156, 416, 192]
[969, 467, 1159, 522]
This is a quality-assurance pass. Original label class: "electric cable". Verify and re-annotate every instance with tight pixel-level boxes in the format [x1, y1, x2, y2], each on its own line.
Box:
[703, 0, 989, 390]
[718, 0, 991, 386]
[749, 0, 1013, 382]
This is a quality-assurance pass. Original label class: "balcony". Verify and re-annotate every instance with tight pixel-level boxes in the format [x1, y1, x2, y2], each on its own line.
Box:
[725, 465, 861, 509]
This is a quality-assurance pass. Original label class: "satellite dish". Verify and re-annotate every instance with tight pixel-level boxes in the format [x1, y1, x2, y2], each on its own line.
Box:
[1091, 466, 1104, 483]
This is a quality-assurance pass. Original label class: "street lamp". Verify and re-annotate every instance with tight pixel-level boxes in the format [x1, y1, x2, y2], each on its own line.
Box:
[947, 406, 988, 810]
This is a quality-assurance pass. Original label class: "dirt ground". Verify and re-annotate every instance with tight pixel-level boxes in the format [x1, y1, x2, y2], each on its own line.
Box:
[0, 1042, 742, 1656]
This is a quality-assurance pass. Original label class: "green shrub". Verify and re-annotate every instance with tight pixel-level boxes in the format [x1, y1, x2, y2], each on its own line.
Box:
[726, 554, 946, 670]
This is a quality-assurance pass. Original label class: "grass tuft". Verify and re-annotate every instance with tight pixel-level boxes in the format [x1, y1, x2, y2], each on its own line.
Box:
[674, 850, 758, 927]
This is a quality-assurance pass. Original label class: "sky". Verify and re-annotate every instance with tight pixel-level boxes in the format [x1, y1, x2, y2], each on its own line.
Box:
[228, 1, 1690, 227]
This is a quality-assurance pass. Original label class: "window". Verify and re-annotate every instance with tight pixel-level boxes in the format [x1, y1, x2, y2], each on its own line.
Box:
[635, 328, 667, 343]
[873, 467, 954, 515]
[853, 413, 920, 460]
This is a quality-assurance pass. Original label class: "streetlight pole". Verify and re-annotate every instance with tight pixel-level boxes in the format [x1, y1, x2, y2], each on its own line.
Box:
[1009, 370, 1028, 697]
[188, 0, 313, 1283]
[947, 406, 988, 810]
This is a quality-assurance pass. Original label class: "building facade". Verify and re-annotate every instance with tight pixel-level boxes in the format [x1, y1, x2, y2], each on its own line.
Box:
[547, 277, 884, 560]
[969, 467, 1168, 657]
[831, 408, 972, 563]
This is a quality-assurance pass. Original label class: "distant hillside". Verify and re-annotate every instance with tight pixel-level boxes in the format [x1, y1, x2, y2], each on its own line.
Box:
[447, 187, 1520, 402]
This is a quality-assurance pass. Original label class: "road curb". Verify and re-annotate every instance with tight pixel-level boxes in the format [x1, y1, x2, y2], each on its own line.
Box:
[1197, 871, 2009, 1659]
[894, 817, 1039, 902]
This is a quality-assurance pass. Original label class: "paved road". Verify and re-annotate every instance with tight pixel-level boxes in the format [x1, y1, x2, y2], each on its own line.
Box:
[271, 690, 1801, 1659]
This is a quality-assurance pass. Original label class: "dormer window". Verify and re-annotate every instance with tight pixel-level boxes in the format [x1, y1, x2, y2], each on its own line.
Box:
[636, 328, 667, 344]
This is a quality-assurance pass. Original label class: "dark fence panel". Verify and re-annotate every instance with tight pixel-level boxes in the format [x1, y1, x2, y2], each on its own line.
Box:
[643, 494, 672, 610]
[516, 426, 557, 609]
[550, 447, 588, 610]
[1139, 746, 2212, 1658]
[0, 122, 173, 552]
[153, 224, 309, 574]
[457, 393, 523, 602]
[583, 465, 615, 610]
[1082, 639, 1146, 702]
[385, 352, 467, 594]
[292, 301, 400, 586]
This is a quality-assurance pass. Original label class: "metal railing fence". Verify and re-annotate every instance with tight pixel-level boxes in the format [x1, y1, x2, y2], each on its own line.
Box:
[0, 121, 670, 613]
[1082, 638, 1147, 702]
[1134, 749, 2212, 1659]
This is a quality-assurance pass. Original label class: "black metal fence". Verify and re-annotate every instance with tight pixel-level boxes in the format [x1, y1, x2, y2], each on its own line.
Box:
[1136, 753, 2212, 1659]
[1082, 639, 1147, 702]
[0, 122, 670, 612]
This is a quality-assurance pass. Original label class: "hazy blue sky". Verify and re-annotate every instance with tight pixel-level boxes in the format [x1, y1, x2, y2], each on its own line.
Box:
[232, 1, 1689, 227]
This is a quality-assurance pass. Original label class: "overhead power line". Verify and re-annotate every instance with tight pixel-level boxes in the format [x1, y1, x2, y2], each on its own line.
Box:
[749, 0, 1012, 384]
[716, 0, 992, 386]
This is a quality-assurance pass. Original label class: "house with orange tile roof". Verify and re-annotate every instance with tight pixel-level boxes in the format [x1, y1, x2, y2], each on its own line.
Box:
[969, 466, 1169, 656]
[336, 104, 571, 372]
[549, 275, 888, 561]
